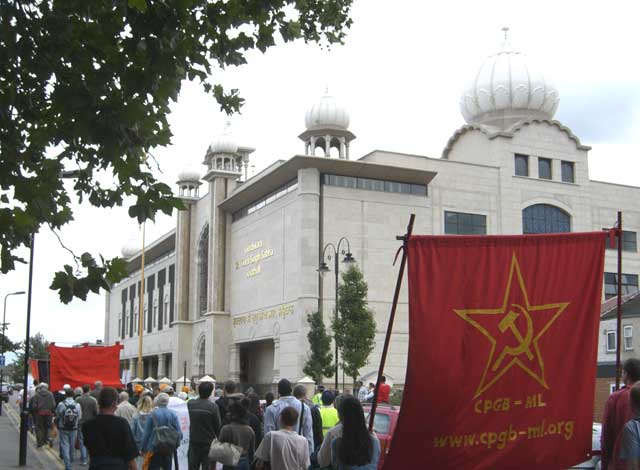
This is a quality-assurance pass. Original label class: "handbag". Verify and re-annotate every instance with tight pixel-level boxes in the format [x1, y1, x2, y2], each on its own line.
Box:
[209, 438, 242, 466]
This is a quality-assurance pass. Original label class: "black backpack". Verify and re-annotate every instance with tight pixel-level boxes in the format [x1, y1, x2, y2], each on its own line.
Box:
[309, 404, 323, 448]
[151, 412, 181, 456]
[61, 402, 78, 430]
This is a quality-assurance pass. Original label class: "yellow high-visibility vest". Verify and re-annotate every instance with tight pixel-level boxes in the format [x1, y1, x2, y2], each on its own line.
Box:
[320, 405, 339, 435]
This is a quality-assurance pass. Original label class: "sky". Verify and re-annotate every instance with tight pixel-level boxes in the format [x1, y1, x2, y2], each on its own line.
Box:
[1, 0, 639, 362]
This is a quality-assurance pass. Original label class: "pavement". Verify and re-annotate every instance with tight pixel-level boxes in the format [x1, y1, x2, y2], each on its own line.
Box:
[0, 391, 69, 470]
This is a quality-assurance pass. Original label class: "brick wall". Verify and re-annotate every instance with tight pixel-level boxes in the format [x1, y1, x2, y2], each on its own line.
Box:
[594, 377, 615, 422]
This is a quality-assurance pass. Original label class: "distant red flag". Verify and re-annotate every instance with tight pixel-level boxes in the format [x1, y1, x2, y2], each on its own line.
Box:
[384, 232, 606, 470]
[49, 344, 122, 391]
[29, 359, 39, 382]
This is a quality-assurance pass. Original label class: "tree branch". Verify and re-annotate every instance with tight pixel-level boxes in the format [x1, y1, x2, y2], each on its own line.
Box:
[47, 222, 81, 271]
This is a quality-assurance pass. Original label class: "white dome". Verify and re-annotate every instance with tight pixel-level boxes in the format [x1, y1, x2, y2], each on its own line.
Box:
[121, 238, 138, 259]
[460, 47, 559, 128]
[177, 167, 201, 183]
[208, 131, 238, 155]
[305, 92, 350, 131]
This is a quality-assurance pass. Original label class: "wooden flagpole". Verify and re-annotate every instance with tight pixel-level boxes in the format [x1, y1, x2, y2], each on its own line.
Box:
[615, 211, 623, 390]
[368, 214, 415, 432]
[137, 222, 146, 379]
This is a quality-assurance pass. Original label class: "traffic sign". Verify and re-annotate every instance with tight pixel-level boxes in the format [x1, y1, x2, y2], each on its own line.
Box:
[0, 355, 5, 367]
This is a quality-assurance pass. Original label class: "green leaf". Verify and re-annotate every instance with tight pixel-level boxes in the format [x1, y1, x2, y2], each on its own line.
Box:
[128, 0, 148, 13]
[2, 0, 354, 303]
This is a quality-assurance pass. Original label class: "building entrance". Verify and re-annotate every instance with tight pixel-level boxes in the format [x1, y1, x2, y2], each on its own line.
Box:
[238, 339, 275, 392]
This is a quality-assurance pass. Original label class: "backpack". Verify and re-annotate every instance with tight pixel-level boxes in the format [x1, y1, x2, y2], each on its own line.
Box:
[61, 402, 78, 430]
[151, 412, 181, 456]
[309, 404, 323, 448]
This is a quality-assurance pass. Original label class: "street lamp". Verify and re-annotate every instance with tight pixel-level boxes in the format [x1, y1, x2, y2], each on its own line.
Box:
[19, 170, 79, 466]
[318, 237, 356, 391]
[1, 291, 26, 416]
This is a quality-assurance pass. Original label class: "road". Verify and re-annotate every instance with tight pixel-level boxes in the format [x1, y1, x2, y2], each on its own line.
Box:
[0, 390, 87, 470]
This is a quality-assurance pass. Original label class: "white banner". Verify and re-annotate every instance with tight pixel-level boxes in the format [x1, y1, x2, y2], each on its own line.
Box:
[168, 399, 190, 470]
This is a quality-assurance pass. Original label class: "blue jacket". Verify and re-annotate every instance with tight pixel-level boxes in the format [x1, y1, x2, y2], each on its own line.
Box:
[132, 412, 150, 450]
[141, 407, 182, 453]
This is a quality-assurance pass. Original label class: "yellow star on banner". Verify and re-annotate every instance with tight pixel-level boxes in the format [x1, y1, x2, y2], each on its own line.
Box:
[454, 253, 570, 399]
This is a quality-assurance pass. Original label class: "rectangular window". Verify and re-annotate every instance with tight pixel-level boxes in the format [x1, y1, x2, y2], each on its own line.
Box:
[410, 184, 426, 196]
[538, 158, 552, 180]
[444, 211, 487, 235]
[515, 154, 529, 177]
[232, 178, 298, 222]
[604, 272, 640, 299]
[606, 330, 617, 352]
[561, 161, 575, 183]
[323, 174, 427, 196]
[604, 230, 638, 252]
[624, 325, 633, 351]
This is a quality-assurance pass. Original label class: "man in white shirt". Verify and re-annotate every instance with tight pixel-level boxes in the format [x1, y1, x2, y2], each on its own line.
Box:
[263, 379, 314, 455]
[114, 391, 137, 427]
[256, 406, 310, 470]
[357, 381, 369, 402]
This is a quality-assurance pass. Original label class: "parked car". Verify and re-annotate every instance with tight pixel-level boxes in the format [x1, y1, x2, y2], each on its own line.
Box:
[0, 383, 10, 403]
[363, 404, 400, 470]
[569, 423, 601, 469]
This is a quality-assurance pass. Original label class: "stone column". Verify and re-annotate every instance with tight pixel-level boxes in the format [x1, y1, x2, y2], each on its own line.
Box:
[295, 168, 321, 381]
[325, 134, 331, 157]
[339, 137, 346, 159]
[158, 354, 166, 379]
[310, 136, 316, 155]
[211, 178, 228, 312]
[272, 337, 281, 383]
[228, 344, 240, 382]
[176, 204, 192, 321]
[129, 358, 137, 376]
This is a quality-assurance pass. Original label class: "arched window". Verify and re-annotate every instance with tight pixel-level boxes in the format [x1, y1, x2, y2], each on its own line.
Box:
[198, 225, 209, 316]
[198, 338, 206, 376]
[522, 204, 571, 234]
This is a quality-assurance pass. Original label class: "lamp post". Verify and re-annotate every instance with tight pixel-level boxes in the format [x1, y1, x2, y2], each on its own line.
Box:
[318, 237, 355, 391]
[19, 233, 35, 466]
[20, 169, 80, 466]
[0, 291, 26, 416]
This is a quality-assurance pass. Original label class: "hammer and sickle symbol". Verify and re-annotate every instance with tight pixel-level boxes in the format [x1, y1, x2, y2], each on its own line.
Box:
[491, 304, 534, 372]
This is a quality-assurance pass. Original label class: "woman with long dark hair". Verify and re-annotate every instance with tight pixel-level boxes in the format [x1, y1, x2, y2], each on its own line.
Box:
[331, 396, 380, 470]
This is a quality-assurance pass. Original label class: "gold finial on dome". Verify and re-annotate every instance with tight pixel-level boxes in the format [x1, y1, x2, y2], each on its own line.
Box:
[501, 26, 511, 50]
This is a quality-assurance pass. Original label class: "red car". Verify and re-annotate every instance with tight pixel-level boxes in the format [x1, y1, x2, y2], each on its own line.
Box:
[363, 404, 400, 469]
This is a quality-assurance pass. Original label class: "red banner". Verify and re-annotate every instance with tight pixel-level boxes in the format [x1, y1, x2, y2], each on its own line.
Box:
[49, 344, 122, 391]
[29, 359, 39, 382]
[385, 232, 606, 470]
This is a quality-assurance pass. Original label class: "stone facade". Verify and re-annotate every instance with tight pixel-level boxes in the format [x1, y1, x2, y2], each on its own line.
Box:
[104, 43, 640, 392]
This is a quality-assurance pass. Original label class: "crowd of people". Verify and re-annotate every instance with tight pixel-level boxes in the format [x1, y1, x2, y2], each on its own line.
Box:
[22, 375, 392, 470]
[602, 358, 640, 470]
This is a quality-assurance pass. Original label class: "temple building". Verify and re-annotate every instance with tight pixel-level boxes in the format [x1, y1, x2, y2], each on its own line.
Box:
[104, 36, 639, 391]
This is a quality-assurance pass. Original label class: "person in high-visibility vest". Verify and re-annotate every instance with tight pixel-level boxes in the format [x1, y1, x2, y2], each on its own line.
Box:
[319, 390, 339, 437]
[312, 385, 325, 406]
